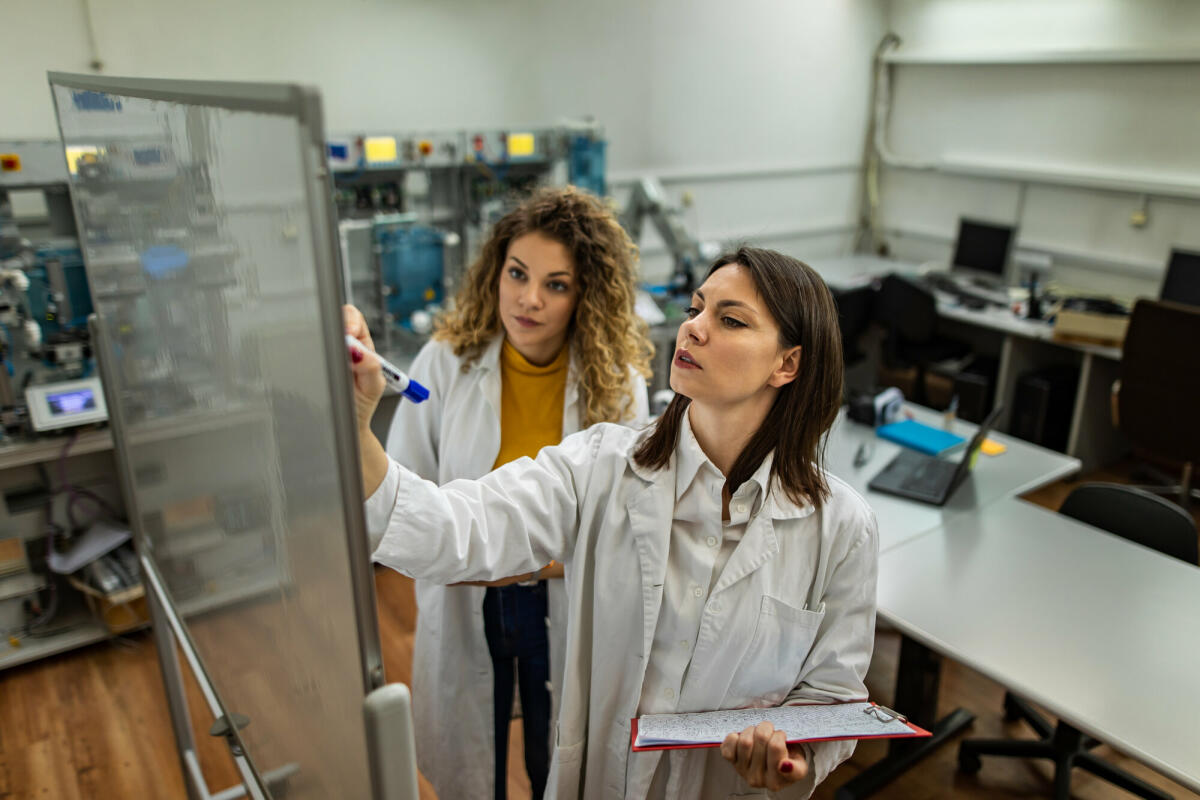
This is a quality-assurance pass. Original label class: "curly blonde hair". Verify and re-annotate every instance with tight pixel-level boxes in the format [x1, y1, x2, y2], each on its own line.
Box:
[434, 186, 653, 426]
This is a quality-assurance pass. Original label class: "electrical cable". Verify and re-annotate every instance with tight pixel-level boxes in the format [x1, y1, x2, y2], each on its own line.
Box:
[56, 429, 119, 530]
[857, 33, 902, 254]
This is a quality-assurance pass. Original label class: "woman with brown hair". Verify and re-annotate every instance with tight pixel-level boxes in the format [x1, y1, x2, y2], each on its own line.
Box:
[350, 246, 878, 799]
[362, 186, 651, 800]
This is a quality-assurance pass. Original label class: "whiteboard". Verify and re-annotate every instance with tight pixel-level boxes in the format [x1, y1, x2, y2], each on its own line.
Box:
[50, 75, 382, 798]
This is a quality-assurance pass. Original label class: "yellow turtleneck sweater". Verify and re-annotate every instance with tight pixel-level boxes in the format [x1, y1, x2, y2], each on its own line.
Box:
[492, 339, 569, 470]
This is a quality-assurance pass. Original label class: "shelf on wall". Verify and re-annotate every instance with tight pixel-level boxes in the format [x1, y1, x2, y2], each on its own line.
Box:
[0, 428, 113, 471]
[0, 610, 140, 671]
[882, 47, 1200, 66]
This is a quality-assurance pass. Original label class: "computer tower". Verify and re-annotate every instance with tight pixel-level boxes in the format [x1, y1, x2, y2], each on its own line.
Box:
[952, 356, 998, 424]
[1010, 366, 1079, 452]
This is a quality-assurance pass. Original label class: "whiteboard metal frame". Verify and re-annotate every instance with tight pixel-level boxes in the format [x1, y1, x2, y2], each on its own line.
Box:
[58, 73, 408, 799]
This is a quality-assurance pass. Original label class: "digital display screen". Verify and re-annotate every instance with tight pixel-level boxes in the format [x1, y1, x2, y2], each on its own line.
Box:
[47, 389, 96, 416]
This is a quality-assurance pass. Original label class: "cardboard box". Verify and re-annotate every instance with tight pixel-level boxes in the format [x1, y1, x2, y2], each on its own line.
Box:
[0, 537, 28, 577]
[68, 576, 149, 634]
[1053, 308, 1129, 347]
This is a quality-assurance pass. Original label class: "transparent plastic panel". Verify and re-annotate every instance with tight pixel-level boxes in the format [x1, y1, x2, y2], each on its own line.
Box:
[51, 81, 373, 798]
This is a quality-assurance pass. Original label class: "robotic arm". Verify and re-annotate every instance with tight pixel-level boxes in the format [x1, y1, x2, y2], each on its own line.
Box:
[620, 178, 713, 296]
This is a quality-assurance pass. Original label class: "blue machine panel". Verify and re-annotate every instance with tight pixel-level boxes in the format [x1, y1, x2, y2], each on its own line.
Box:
[568, 135, 607, 197]
[376, 224, 445, 328]
[28, 243, 93, 331]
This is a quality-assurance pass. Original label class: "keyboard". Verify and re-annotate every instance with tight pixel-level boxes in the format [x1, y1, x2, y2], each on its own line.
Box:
[923, 273, 1010, 309]
[899, 458, 956, 493]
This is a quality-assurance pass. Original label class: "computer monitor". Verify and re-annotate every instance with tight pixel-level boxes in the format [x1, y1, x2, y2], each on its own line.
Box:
[1161, 249, 1200, 308]
[951, 218, 1015, 284]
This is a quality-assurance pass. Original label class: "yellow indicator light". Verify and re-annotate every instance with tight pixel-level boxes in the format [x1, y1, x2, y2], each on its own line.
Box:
[364, 137, 398, 164]
[64, 146, 103, 175]
[507, 133, 535, 158]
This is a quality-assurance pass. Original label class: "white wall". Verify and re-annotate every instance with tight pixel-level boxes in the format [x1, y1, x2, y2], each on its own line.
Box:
[4, 0, 888, 282]
[533, 0, 886, 279]
[4, 0, 547, 137]
[879, 0, 1200, 298]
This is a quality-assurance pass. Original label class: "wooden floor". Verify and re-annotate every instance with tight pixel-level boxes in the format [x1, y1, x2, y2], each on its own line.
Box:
[1, 461, 1197, 799]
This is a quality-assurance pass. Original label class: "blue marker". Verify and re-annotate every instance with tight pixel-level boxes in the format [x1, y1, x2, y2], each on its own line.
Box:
[344, 335, 429, 403]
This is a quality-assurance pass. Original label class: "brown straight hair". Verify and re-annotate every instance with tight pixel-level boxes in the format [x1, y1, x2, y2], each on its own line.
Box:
[633, 247, 844, 509]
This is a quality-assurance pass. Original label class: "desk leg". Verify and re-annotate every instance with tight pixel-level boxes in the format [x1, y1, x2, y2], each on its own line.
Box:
[835, 635, 975, 800]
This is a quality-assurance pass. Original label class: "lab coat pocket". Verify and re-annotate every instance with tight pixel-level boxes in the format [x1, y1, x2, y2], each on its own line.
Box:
[727, 595, 825, 706]
[547, 737, 585, 798]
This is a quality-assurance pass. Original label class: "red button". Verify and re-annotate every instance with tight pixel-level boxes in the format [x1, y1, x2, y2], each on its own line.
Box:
[0, 155, 20, 172]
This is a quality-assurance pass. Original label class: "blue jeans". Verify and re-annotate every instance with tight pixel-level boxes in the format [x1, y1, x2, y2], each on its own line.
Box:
[483, 583, 551, 800]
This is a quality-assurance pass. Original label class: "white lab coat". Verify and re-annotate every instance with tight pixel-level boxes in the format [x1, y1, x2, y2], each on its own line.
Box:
[369, 422, 879, 800]
[382, 336, 649, 799]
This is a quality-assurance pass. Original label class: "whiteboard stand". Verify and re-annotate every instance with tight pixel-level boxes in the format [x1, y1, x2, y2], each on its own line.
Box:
[60, 73, 420, 800]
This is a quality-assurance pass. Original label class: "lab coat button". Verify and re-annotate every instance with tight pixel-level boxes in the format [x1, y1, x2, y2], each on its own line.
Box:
[679, 639, 689, 650]
[663, 687, 675, 700]
[692, 586, 703, 598]
[709, 601, 722, 614]
[706, 535, 718, 547]
[735, 503, 747, 514]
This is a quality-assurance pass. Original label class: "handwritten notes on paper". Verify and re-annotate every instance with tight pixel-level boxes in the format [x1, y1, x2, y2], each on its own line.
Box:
[633, 701, 927, 750]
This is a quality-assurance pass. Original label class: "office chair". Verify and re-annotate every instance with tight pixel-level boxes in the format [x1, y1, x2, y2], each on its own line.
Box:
[1115, 299, 1200, 509]
[958, 483, 1198, 800]
[874, 273, 970, 405]
[1160, 248, 1200, 308]
[832, 283, 876, 369]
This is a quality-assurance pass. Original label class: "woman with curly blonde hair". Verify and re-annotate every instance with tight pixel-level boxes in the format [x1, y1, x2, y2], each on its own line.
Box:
[356, 186, 651, 800]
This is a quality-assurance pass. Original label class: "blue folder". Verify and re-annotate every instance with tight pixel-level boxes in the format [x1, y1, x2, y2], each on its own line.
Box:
[876, 419, 965, 456]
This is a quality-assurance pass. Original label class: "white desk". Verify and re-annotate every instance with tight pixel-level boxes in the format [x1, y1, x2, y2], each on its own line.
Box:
[808, 255, 1128, 471]
[877, 497, 1200, 794]
[825, 404, 1080, 553]
[825, 402, 1191, 799]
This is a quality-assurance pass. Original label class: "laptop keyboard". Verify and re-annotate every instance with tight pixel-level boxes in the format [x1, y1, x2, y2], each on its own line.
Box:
[898, 458, 955, 492]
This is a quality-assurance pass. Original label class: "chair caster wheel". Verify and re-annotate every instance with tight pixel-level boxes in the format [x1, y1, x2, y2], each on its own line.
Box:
[958, 748, 983, 774]
[1003, 694, 1022, 722]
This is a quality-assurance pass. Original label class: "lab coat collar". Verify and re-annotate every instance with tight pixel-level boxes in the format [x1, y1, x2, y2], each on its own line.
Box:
[627, 413, 815, 521]
[474, 336, 504, 420]
[473, 335, 506, 373]
[673, 412, 709, 503]
[563, 342, 580, 426]
[626, 433, 661, 485]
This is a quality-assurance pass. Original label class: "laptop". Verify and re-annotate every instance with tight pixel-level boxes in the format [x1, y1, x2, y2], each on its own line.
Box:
[868, 407, 1003, 506]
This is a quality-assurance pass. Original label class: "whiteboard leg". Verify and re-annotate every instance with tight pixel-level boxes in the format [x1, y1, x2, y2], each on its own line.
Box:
[365, 683, 419, 800]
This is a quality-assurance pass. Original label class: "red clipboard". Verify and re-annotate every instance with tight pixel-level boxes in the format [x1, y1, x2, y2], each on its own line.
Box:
[630, 701, 932, 752]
